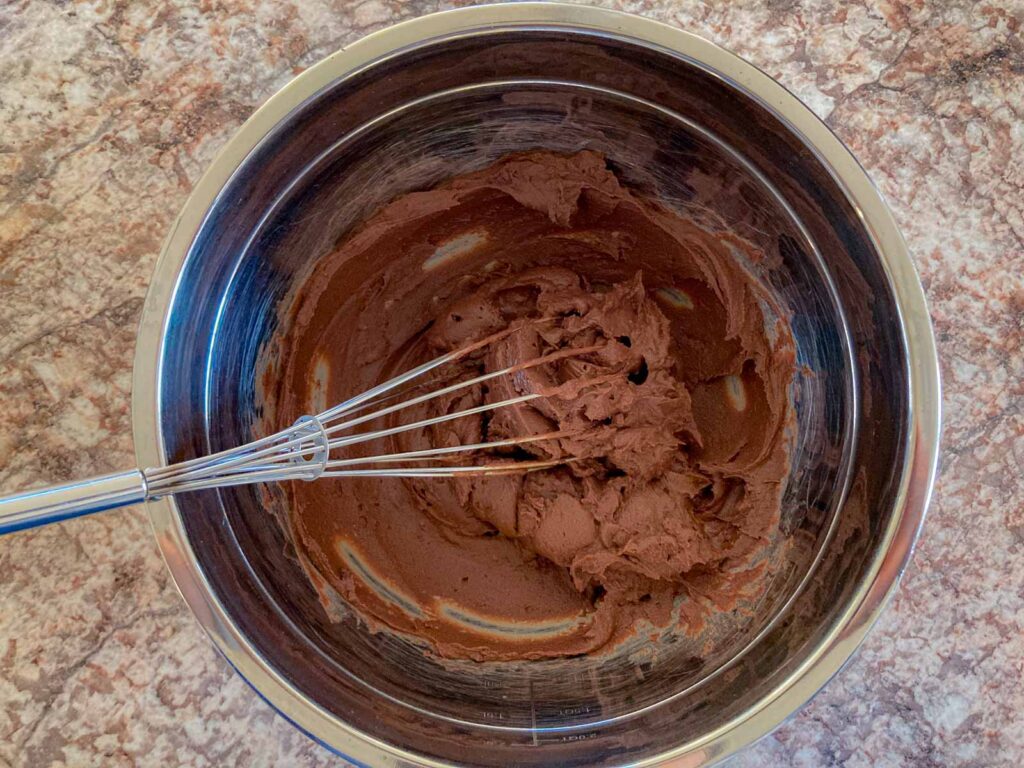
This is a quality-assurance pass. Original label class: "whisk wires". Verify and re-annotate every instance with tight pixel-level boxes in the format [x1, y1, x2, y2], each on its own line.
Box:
[144, 325, 595, 496]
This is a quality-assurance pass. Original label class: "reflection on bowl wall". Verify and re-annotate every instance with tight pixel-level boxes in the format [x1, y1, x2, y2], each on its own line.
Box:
[133, 5, 939, 767]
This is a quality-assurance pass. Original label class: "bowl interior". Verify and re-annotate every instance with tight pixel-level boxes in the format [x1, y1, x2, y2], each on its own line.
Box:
[155, 29, 909, 767]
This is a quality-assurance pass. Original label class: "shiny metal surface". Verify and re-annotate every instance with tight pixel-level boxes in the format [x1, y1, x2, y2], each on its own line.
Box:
[131, 4, 940, 767]
[0, 470, 148, 534]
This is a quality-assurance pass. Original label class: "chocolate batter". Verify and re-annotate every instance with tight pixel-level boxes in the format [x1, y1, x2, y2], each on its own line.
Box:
[266, 150, 795, 661]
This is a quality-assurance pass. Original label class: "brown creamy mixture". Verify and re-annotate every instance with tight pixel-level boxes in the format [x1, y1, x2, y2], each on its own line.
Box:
[267, 150, 796, 661]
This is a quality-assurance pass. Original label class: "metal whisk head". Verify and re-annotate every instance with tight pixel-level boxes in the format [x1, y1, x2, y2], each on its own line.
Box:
[144, 328, 586, 497]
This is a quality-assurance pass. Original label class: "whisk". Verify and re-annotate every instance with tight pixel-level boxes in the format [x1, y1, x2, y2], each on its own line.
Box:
[0, 329, 587, 535]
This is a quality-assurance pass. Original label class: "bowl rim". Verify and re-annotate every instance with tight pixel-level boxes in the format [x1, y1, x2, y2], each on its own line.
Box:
[132, 4, 941, 766]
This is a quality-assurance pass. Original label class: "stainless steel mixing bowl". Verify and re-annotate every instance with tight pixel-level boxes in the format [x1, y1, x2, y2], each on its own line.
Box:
[132, 4, 940, 766]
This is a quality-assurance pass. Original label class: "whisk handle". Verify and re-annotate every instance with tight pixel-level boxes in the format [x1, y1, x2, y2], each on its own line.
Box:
[0, 470, 148, 535]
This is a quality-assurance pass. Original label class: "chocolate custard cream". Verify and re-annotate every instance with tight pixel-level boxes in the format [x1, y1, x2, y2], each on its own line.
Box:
[268, 150, 796, 661]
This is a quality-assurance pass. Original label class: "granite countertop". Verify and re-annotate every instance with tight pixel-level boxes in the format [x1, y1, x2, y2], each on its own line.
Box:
[1, 0, 1021, 766]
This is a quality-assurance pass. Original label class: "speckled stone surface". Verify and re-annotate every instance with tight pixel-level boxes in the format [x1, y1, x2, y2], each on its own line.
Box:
[0, 0, 1021, 766]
